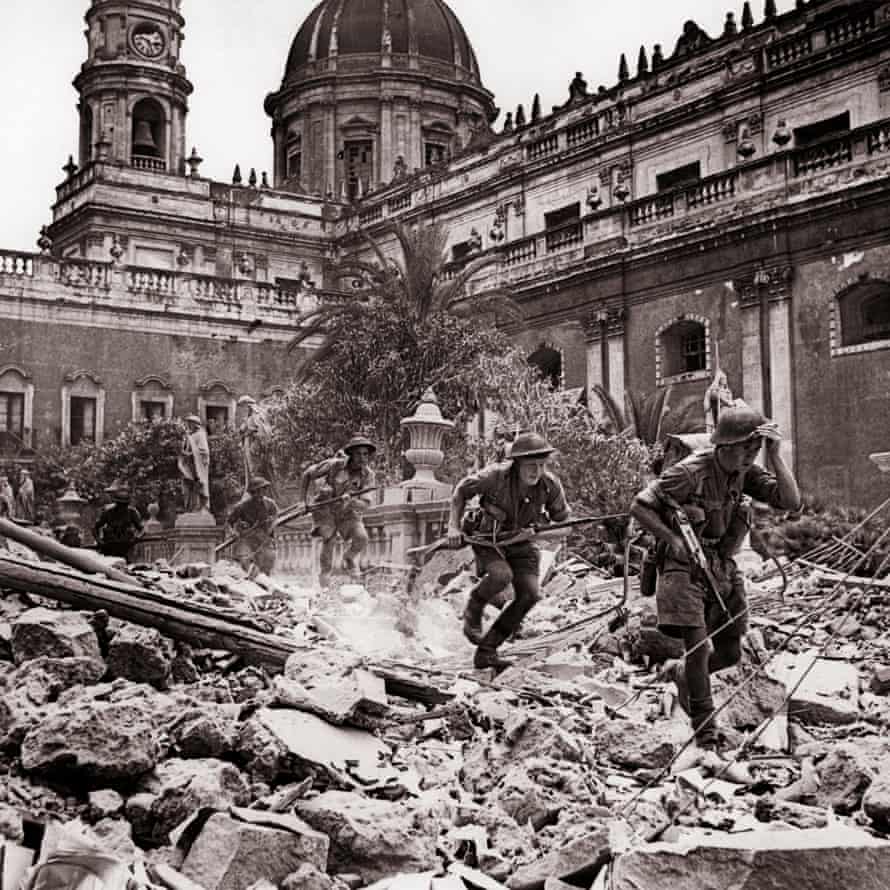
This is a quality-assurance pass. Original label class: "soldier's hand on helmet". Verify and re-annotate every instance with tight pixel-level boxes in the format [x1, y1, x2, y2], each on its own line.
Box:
[756, 422, 781, 442]
[446, 525, 464, 548]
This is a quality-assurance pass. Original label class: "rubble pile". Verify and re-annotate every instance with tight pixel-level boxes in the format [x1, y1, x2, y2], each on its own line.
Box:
[3, 546, 890, 890]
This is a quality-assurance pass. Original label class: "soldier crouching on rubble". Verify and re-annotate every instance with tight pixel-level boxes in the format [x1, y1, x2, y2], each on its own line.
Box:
[226, 476, 278, 576]
[301, 435, 377, 588]
[630, 405, 800, 750]
[447, 431, 570, 672]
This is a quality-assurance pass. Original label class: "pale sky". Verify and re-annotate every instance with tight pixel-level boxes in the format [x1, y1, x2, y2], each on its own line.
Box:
[0, 0, 795, 251]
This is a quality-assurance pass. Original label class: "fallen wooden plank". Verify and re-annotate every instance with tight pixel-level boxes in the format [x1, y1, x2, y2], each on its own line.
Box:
[0, 555, 453, 704]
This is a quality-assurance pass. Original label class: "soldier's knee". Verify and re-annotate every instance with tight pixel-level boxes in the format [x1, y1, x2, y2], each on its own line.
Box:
[485, 562, 514, 589]
[513, 575, 541, 608]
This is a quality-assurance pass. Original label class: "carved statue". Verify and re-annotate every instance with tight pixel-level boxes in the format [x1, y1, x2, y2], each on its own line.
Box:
[15, 470, 35, 523]
[467, 227, 483, 253]
[393, 155, 408, 181]
[178, 415, 211, 513]
[569, 71, 589, 103]
[237, 396, 271, 490]
[704, 367, 735, 434]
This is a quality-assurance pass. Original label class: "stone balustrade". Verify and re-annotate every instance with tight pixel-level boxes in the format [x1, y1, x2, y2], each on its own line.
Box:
[0, 252, 35, 277]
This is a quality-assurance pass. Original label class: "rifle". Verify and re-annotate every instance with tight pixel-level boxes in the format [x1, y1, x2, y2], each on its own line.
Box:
[214, 485, 381, 555]
[407, 513, 628, 564]
[664, 497, 729, 613]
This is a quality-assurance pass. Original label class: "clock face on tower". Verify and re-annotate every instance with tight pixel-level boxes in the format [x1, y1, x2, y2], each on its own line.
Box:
[130, 22, 166, 59]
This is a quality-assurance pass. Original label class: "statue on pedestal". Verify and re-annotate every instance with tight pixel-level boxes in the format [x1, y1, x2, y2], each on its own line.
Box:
[178, 415, 211, 514]
[704, 367, 735, 434]
[15, 470, 35, 523]
[237, 396, 271, 492]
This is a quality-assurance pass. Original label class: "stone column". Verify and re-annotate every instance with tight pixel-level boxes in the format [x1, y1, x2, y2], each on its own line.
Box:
[583, 306, 627, 420]
[324, 103, 337, 196]
[380, 97, 393, 187]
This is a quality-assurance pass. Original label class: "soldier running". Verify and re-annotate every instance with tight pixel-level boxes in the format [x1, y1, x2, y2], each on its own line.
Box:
[630, 405, 800, 750]
[447, 431, 570, 671]
[301, 435, 377, 588]
[94, 485, 144, 561]
[226, 476, 278, 576]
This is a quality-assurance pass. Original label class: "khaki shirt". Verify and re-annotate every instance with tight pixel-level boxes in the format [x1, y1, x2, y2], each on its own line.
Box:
[455, 462, 569, 533]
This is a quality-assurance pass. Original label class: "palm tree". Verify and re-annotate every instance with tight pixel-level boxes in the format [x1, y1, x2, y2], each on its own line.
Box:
[593, 384, 702, 445]
[287, 221, 521, 381]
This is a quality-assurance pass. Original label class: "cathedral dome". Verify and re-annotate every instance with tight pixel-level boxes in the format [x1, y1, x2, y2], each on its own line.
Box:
[283, 0, 483, 85]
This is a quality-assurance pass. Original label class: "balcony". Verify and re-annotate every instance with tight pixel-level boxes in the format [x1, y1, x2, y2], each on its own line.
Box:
[527, 135, 559, 161]
[131, 155, 167, 173]
[825, 9, 876, 47]
[765, 33, 813, 70]
[545, 220, 583, 252]
[792, 135, 853, 176]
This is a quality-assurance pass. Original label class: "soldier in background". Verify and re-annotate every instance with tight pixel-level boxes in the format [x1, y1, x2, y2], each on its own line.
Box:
[301, 435, 377, 588]
[226, 476, 278, 576]
[94, 485, 143, 561]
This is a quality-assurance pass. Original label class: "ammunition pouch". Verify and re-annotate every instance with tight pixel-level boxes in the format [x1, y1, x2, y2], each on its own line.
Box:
[640, 547, 659, 597]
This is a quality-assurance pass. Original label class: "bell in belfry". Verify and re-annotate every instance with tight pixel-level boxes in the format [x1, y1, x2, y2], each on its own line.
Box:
[133, 120, 158, 154]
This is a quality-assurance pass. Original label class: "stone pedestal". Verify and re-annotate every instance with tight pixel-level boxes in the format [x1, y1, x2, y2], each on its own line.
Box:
[171, 510, 220, 566]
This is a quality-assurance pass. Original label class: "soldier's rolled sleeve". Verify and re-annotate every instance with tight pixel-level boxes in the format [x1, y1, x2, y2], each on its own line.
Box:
[455, 466, 499, 501]
[743, 465, 786, 508]
[546, 478, 570, 522]
[649, 462, 697, 507]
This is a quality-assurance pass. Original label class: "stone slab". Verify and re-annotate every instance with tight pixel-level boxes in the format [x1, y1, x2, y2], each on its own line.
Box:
[766, 650, 859, 724]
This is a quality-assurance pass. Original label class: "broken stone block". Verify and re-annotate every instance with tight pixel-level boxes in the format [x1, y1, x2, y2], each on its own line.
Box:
[281, 862, 336, 890]
[870, 667, 890, 695]
[497, 766, 559, 826]
[20, 695, 160, 783]
[814, 744, 875, 814]
[712, 653, 787, 731]
[106, 624, 175, 686]
[863, 775, 890, 830]
[11, 608, 101, 665]
[295, 790, 438, 882]
[0, 802, 24, 842]
[180, 810, 329, 890]
[596, 720, 678, 771]
[139, 758, 251, 844]
[88, 789, 125, 822]
[767, 650, 859, 724]
[284, 649, 363, 686]
[753, 796, 829, 829]
[168, 706, 238, 759]
[611, 826, 890, 890]
[507, 826, 611, 890]
[273, 668, 388, 725]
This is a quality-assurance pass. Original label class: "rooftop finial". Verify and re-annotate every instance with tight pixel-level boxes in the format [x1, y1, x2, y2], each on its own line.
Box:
[232, 164, 242, 185]
[531, 93, 541, 122]
[618, 53, 629, 82]
[741, 1, 754, 29]
[515, 104, 526, 127]
[764, 0, 777, 19]
[637, 46, 649, 76]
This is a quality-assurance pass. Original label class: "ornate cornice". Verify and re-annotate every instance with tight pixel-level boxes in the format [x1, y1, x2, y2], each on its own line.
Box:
[733, 264, 794, 307]
[582, 302, 627, 340]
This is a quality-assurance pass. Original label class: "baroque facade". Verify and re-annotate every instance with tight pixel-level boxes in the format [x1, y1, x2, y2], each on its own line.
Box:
[2, 0, 890, 507]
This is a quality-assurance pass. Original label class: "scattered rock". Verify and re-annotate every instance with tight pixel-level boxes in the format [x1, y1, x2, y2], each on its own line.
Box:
[106, 624, 175, 686]
[295, 791, 438, 882]
[88, 788, 125, 822]
[814, 744, 875, 815]
[508, 825, 611, 890]
[168, 706, 238, 759]
[864, 774, 890, 830]
[281, 862, 336, 890]
[596, 721, 677, 771]
[180, 810, 329, 890]
[11, 608, 101, 665]
[768, 650, 859, 725]
[611, 826, 890, 890]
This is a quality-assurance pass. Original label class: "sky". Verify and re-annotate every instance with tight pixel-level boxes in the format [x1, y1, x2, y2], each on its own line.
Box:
[0, 0, 796, 251]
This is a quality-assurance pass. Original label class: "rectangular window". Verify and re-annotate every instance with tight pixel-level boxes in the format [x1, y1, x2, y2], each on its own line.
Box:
[287, 137, 302, 179]
[656, 161, 701, 192]
[0, 391, 24, 452]
[344, 139, 373, 200]
[205, 406, 229, 434]
[70, 396, 97, 445]
[451, 241, 473, 263]
[682, 330, 707, 372]
[424, 142, 448, 166]
[544, 203, 581, 230]
[140, 400, 167, 421]
[794, 112, 850, 147]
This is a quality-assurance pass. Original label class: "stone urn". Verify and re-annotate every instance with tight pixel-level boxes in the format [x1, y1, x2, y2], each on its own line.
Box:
[56, 484, 87, 528]
[400, 388, 454, 500]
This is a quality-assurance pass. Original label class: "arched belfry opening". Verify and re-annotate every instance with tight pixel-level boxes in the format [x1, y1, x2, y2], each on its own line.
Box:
[131, 98, 166, 171]
[528, 345, 563, 389]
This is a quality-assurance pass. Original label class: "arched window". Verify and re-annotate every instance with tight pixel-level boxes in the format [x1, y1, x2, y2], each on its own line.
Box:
[131, 98, 166, 171]
[528, 345, 563, 389]
[198, 381, 236, 434]
[656, 316, 710, 383]
[0, 366, 35, 454]
[837, 280, 890, 347]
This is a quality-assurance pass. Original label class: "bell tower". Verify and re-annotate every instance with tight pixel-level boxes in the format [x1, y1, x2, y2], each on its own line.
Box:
[74, 0, 193, 175]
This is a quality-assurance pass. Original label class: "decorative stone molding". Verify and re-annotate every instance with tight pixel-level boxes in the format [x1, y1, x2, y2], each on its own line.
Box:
[655, 313, 711, 387]
[131, 374, 174, 422]
[723, 113, 763, 143]
[0, 365, 35, 448]
[582, 304, 627, 340]
[197, 380, 236, 431]
[733, 265, 794, 307]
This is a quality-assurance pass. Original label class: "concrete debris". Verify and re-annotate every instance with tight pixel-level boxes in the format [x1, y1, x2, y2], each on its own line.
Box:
[611, 826, 890, 890]
[4, 546, 890, 889]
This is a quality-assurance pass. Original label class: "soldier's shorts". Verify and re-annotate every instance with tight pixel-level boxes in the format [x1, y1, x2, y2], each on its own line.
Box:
[656, 556, 748, 640]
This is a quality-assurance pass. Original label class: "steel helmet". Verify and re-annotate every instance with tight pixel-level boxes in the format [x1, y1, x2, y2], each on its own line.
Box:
[509, 431, 555, 460]
[711, 405, 766, 446]
[343, 435, 376, 455]
[247, 476, 271, 493]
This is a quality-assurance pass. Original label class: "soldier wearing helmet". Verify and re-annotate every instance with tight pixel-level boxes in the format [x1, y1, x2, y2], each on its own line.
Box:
[226, 476, 278, 576]
[447, 430, 570, 671]
[94, 484, 144, 561]
[301, 435, 378, 588]
[631, 403, 800, 751]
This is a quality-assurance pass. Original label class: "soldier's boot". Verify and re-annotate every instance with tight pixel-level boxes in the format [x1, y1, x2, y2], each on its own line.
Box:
[690, 696, 724, 751]
[659, 658, 690, 715]
[462, 593, 486, 645]
[473, 624, 514, 673]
